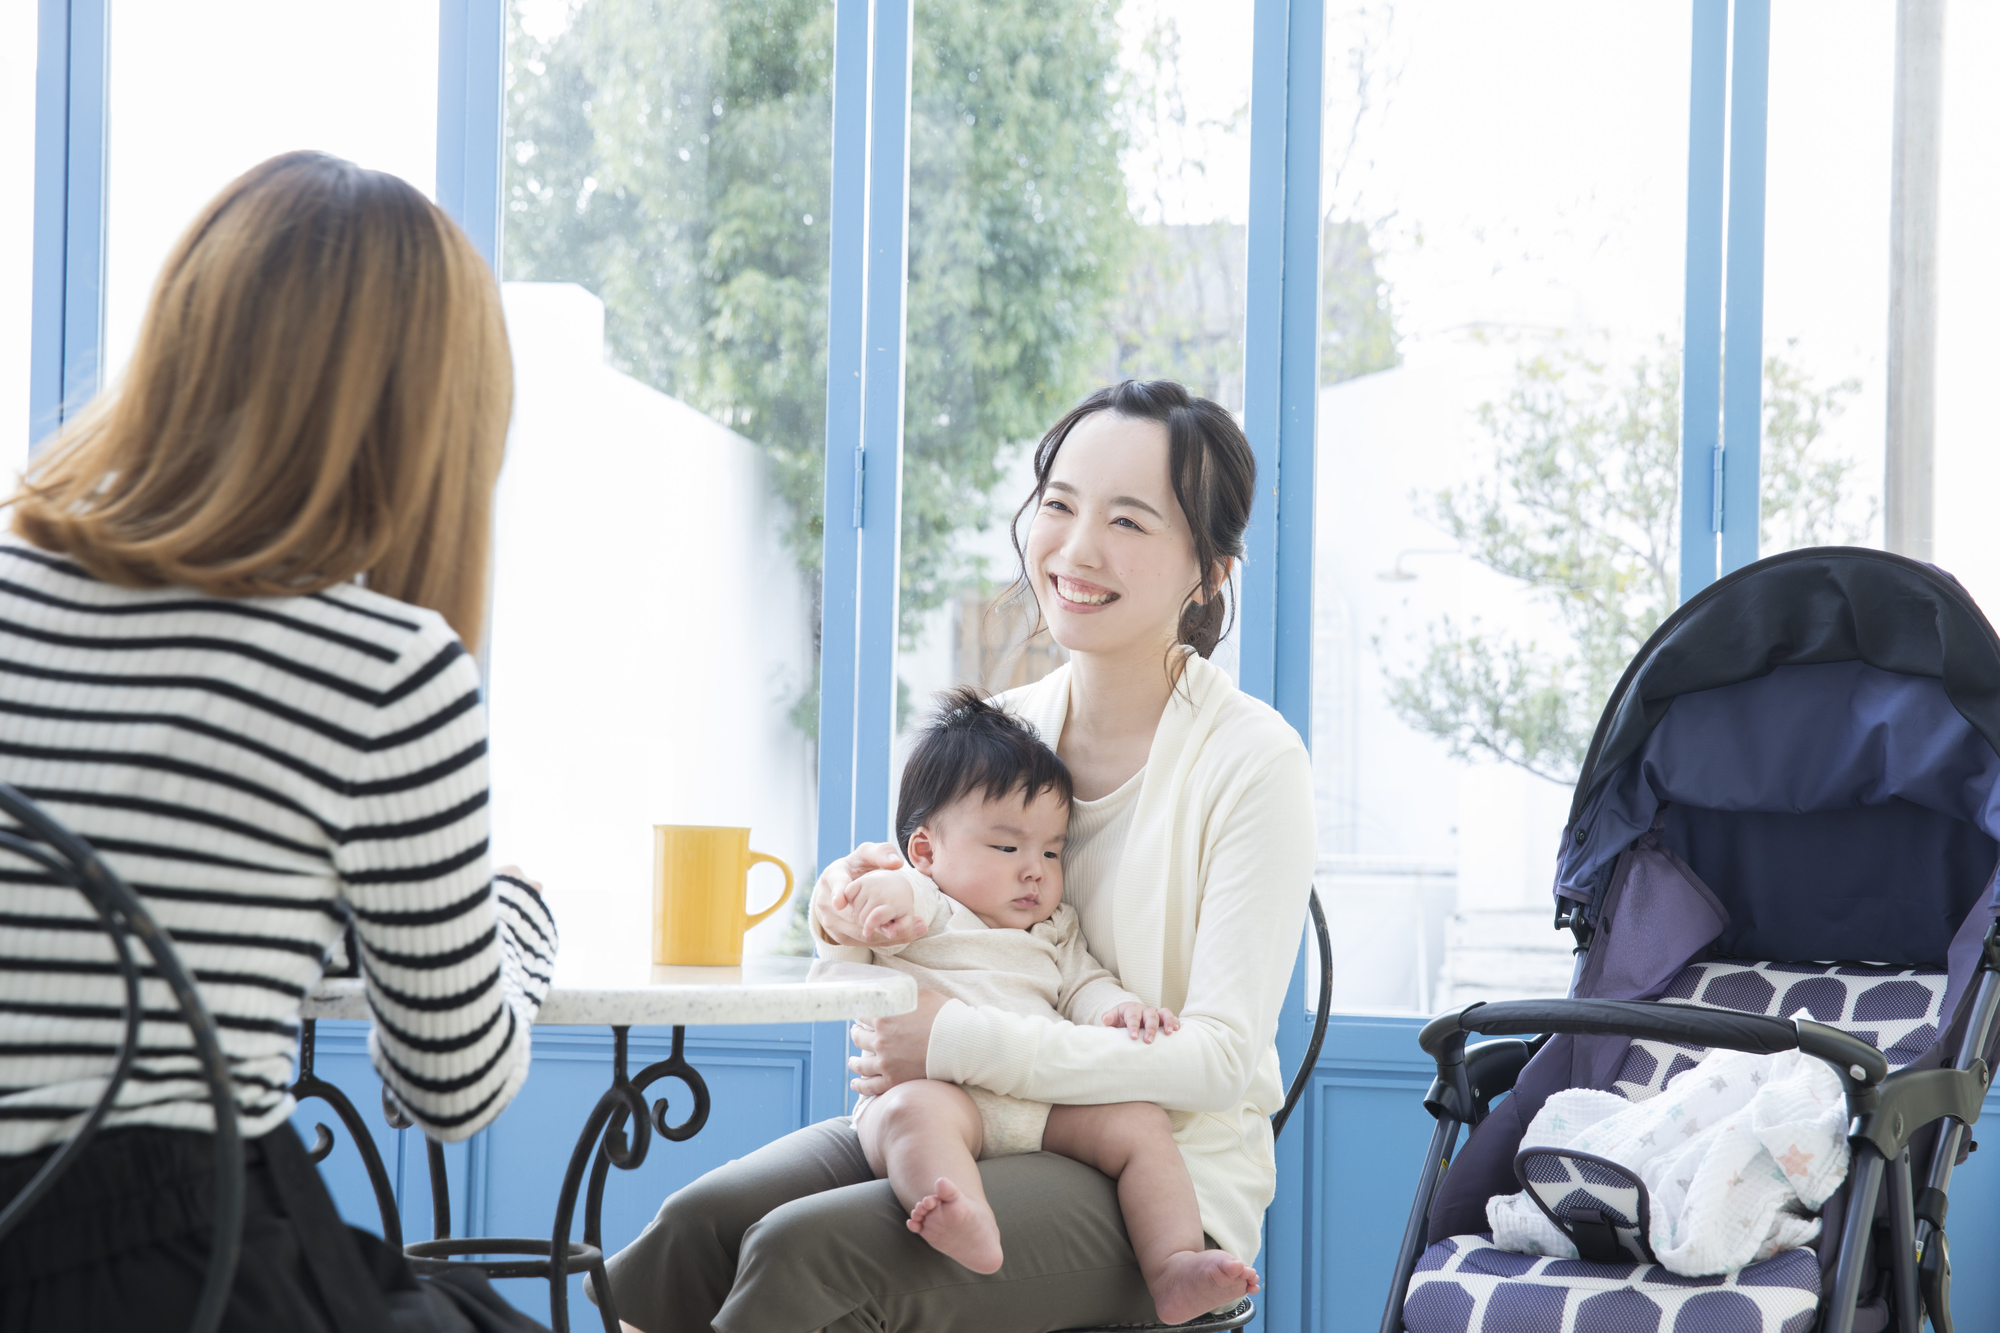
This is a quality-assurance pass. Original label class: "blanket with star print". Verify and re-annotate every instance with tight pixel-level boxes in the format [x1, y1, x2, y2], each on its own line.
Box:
[1486, 1047, 1851, 1276]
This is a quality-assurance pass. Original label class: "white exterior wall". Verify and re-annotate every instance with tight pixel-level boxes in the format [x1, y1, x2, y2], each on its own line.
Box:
[486, 283, 817, 980]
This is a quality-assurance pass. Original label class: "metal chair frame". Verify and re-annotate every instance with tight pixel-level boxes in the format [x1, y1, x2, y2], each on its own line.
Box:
[1062, 885, 1334, 1333]
[0, 780, 244, 1333]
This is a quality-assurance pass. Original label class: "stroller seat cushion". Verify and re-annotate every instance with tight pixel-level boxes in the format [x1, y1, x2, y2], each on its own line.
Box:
[1613, 960, 1946, 1102]
[1405, 1235, 1819, 1333]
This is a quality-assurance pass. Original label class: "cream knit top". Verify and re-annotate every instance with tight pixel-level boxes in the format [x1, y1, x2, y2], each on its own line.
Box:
[1065, 769, 1143, 980]
[924, 653, 1315, 1262]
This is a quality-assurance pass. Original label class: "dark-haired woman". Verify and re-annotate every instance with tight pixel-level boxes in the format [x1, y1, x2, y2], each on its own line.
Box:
[600, 381, 1315, 1333]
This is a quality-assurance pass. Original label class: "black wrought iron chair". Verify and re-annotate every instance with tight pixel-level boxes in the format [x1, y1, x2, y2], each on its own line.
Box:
[1061, 885, 1334, 1333]
[0, 780, 244, 1333]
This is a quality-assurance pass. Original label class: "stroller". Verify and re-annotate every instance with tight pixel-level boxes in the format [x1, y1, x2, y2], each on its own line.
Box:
[1379, 547, 2000, 1333]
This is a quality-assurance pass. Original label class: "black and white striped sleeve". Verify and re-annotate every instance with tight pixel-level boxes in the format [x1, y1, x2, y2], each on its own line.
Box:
[330, 620, 558, 1142]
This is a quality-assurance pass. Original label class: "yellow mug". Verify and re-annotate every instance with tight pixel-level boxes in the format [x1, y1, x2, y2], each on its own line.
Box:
[652, 825, 795, 966]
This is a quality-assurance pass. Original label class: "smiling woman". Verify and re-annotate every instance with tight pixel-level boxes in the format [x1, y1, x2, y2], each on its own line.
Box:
[597, 379, 1314, 1333]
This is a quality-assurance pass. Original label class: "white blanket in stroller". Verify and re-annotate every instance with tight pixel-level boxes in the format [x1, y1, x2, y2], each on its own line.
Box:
[1488, 1047, 1850, 1276]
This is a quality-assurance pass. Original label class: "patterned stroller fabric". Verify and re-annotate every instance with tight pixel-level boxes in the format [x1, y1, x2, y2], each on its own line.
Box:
[1387, 552, 2000, 1333]
[1404, 1239, 1822, 1333]
[1610, 962, 1948, 1102]
[1406, 960, 1951, 1330]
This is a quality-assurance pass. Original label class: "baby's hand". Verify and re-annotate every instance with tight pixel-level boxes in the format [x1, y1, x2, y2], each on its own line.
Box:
[1102, 1002, 1181, 1043]
[847, 870, 926, 946]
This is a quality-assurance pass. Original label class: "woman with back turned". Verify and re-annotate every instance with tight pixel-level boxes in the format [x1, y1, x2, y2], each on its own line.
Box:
[0, 152, 555, 1332]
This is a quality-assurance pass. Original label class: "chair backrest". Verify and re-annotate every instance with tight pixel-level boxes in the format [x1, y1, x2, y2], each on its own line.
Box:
[1271, 887, 1332, 1140]
[0, 781, 244, 1333]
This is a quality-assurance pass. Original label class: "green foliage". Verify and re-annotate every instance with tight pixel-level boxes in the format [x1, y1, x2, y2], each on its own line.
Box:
[506, 0, 834, 567]
[1321, 217, 1400, 385]
[504, 0, 1131, 645]
[1383, 341, 1867, 785]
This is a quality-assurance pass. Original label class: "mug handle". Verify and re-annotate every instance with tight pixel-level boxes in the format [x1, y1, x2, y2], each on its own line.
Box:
[743, 851, 795, 929]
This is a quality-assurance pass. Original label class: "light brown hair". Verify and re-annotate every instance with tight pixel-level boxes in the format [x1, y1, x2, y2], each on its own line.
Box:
[13, 151, 511, 646]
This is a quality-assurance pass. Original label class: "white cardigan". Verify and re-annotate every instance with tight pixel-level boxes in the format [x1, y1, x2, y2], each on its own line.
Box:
[924, 652, 1316, 1262]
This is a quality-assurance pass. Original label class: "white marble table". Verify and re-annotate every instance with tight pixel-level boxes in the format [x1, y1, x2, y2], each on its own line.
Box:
[293, 954, 913, 1333]
[303, 953, 917, 1027]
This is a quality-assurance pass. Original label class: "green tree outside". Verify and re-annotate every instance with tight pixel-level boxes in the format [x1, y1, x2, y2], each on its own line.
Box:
[1382, 341, 1868, 785]
[504, 0, 1132, 676]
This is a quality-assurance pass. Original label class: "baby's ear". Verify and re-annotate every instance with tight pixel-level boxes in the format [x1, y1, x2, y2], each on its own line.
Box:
[906, 827, 938, 874]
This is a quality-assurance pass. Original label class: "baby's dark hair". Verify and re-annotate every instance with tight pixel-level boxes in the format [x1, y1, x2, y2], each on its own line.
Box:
[895, 685, 1073, 858]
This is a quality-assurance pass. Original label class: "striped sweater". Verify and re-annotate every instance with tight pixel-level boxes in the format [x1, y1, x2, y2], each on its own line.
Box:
[0, 541, 556, 1153]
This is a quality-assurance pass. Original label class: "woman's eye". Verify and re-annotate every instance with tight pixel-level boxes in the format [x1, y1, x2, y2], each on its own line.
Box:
[1043, 499, 1071, 514]
[993, 845, 1017, 854]
[1044, 850, 1059, 859]
[1113, 516, 1143, 531]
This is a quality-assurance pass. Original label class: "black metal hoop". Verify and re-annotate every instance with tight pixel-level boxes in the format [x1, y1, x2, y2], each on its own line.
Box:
[1272, 887, 1332, 1140]
[0, 782, 243, 1333]
[289, 1018, 403, 1248]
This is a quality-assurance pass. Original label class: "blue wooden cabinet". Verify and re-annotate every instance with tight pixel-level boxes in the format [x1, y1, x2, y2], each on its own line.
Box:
[297, 1016, 2000, 1331]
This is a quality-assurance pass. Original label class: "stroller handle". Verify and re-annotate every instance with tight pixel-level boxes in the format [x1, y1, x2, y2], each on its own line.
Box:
[1419, 998, 1890, 1089]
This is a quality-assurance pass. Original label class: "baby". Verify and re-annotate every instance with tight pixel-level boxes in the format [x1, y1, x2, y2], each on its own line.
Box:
[817, 687, 1258, 1324]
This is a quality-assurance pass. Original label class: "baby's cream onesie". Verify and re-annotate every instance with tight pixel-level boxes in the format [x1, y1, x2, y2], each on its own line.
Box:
[816, 869, 1139, 1157]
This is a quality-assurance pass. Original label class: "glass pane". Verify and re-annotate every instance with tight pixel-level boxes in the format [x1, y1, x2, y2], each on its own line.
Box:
[1933, 9, 2000, 610]
[894, 0, 1253, 736]
[1312, 2, 1692, 1012]
[103, 2, 439, 382]
[1758, 0, 1890, 560]
[487, 0, 833, 970]
[1, 4, 35, 472]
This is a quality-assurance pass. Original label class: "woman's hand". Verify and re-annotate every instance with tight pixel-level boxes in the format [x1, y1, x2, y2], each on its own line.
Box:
[1102, 1002, 1180, 1043]
[848, 990, 950, 1095]
[813, 842, 919, 947]
[494, 864, 546, 899]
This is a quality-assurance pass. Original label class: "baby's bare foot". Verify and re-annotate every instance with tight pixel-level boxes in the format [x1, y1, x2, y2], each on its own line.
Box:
[1149, 1250, 1259, 1325]
[905, 1176, 1004, 1274]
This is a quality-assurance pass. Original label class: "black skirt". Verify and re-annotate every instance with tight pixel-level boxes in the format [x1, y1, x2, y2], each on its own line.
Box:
[0, 1126, 542, 1333]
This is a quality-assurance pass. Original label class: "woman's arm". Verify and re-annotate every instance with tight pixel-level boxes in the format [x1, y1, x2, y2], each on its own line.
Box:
[924, 743, 1314, 1113]
[332, 630, 557, 1142]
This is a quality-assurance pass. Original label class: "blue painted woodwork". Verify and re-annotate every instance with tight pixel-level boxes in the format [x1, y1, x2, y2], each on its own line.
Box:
[1719, 0, 1771, 578]
[28, 0, 107, 450]
[851, 0, 915, 847]
[303, 1015, 2000, 1329]
[1241, 1, 1324, 1327]
[297, 1020, 829, 1328]
[435, 0, 506, 270]
[815, 0, 874, 878]
[1678, 0, 1728, 603]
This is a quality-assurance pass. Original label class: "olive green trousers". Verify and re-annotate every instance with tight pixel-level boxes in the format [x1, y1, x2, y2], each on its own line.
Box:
[595, 1116, 1163, 1333]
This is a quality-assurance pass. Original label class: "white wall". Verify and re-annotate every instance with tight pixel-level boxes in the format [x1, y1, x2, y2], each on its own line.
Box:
[486, 283, 817, 980]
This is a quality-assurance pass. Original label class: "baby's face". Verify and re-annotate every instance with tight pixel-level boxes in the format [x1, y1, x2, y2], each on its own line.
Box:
[909, 785, 1069, 931]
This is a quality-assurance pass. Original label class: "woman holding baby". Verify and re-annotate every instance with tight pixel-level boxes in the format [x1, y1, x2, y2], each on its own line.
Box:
[599, 380, 1317, 1332]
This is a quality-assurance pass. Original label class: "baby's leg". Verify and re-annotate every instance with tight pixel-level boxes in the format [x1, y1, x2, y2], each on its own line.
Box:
[855, 1079, 1004, 1274]
[1042, 1102, 1258, 1324]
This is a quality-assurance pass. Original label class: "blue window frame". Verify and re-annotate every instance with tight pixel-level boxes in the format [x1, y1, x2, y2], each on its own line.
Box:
[25, 1, 1820, 1323]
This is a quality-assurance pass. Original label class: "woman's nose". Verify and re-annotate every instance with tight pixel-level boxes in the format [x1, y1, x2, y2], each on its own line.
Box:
[1061, 522, 1103, 570]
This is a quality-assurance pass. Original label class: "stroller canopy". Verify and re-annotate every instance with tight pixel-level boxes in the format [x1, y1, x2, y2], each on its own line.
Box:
[1557, 547, 2000, 967]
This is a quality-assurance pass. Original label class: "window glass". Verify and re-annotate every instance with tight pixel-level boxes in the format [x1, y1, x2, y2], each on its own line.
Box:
[1757, 0, 1890, 560]
[1312, 2, 1691, 1012]
[488, 0, 833, 969]
[102, 1, 439, 382]
[2, 5, 35, 470]
[894, 0, 1253, 735]
[1932, 9, 2000, 610]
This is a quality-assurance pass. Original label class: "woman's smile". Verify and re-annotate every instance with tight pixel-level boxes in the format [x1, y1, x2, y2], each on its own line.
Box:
[1051, 573, 1119, 610]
